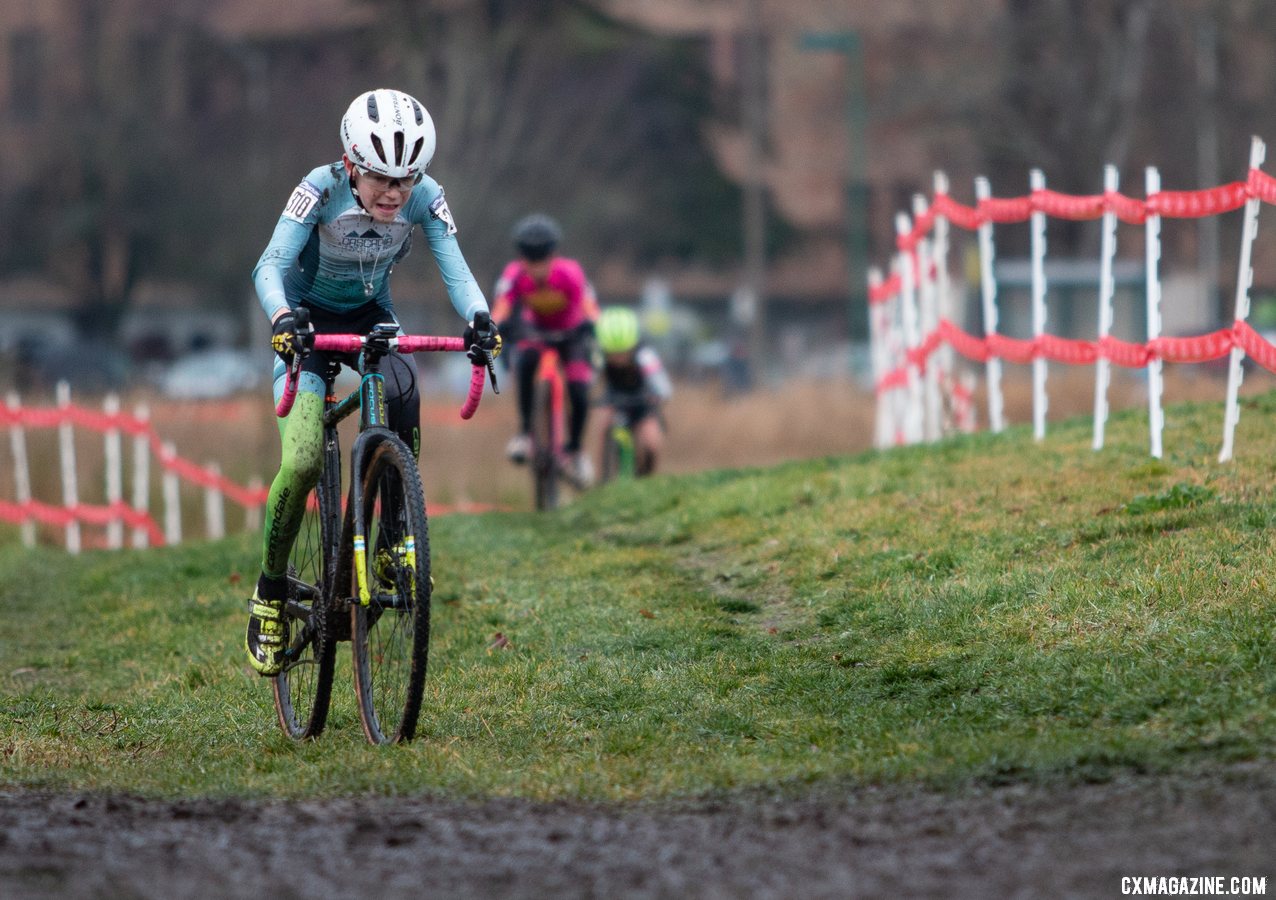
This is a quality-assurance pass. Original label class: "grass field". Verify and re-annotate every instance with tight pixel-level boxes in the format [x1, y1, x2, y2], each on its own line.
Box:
[1, 378, 1274, 802]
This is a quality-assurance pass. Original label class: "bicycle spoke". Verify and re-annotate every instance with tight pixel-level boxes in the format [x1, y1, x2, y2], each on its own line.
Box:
[352, 436, 431, 744]
[272, 428, 340, 741]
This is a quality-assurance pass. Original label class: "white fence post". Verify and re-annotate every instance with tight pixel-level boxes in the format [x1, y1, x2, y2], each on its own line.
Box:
[104, 394, 123, 550]
[975, 176, 1006, 433]
[132, 404, 151, 549]
[932, 171, 957, 432]
[895, 213, 925, 443]
[162, 441, 181, 545]
[1219, 136, 1267, 463]
[56, 381, 81, 554]
[6, 391, 36, 548]
[1145, 166, 1165, 459]
[913, 194, 942, 442]
[867, 266, 894, 449]
[1030, 168, 1050, 442]
[205, 462, 225, 540]
[886, 256, 910, 445]
[1093, 164, 1120, 451]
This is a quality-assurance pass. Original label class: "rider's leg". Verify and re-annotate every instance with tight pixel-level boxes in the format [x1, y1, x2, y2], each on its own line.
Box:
[565, 379, 591, 454]
[564, 357, 596, 487]
[515, 346, 540, 435]
[562, 341, 595, 451]
[505, 347, 540, 463]
[635, 413, 664, 477]
[247, 375, 325, 676]
[260, 389, 325, 580]
[383, 352, 422, 458]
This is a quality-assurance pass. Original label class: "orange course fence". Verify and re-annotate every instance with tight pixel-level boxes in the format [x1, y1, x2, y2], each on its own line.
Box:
[1, 382, 502, 552]
[868, 136, 1276, 462]
[1, 383, 267, 552]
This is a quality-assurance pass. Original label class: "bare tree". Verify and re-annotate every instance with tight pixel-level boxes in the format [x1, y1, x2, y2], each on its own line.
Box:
[980, 0, 1273, 259]
[355, 0, 740, 276]
[5, 1, 250, 342]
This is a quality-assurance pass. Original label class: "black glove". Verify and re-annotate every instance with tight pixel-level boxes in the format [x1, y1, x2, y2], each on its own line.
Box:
[271, 312, 302, 364]
[463, 313, 502, 366]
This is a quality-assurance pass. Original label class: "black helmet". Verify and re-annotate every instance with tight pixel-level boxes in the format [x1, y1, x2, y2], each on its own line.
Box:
[512, 213, 561, 261]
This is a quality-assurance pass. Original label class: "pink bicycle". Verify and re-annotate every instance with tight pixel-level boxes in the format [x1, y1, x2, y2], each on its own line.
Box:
[270, 311, 494, 745]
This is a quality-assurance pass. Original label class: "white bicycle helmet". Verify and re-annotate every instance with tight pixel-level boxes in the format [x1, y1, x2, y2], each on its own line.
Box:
[340, 89, 436, 179]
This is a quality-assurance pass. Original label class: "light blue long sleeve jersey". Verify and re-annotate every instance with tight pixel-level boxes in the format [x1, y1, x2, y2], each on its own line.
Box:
[252, 161, 488, 324]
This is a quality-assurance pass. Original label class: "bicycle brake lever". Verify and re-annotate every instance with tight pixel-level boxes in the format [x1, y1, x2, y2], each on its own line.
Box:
[486, 360, 500, 395]
[294, 308, 315, 359]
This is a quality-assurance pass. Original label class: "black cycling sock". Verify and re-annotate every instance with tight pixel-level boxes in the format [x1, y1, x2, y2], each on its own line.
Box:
[566, 381, 590, 453]
[257, 572, 288, 601]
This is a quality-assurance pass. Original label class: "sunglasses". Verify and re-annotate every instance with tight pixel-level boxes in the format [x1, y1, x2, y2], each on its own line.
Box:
[354, 166, 423, 192]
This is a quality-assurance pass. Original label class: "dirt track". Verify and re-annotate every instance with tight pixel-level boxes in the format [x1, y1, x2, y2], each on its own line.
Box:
[3, 765, 1272, 899]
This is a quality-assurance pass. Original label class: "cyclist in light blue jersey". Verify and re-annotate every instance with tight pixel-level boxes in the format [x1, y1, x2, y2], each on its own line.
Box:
[245, 88, 501, 676]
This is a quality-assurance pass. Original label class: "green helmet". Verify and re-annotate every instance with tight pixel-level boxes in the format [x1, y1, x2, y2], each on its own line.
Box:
[597, 307, 640, 354]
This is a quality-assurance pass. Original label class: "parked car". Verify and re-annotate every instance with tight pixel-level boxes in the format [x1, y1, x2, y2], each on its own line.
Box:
[157, 349, 264, 399]
[12, 338, 133, 393]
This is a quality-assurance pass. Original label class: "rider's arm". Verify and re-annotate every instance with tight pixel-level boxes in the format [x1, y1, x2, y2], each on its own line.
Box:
[638, 346, 673, 401]
[253, 168, 329, 323]
[582, 277, 602, 324]
[417, 179, 488, 322]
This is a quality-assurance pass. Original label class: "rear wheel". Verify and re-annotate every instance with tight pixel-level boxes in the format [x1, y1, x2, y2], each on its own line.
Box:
[531, 378, 560, 511]
[351, 435, 432, 744]
[272, 426, 341, 740]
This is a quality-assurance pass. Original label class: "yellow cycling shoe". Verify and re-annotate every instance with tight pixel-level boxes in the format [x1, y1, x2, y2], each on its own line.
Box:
[245, 592, 285, 676]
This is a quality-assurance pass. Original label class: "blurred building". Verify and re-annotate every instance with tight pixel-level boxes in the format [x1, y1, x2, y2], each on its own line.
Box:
[602, 0, 1002, 309]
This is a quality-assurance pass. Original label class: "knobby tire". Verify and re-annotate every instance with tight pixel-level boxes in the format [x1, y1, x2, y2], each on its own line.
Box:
[351, 435, 432, 744]
[272, 425, 341, 740]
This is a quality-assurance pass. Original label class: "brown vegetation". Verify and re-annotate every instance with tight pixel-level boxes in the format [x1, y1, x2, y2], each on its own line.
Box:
[10, 364, 1276, 550]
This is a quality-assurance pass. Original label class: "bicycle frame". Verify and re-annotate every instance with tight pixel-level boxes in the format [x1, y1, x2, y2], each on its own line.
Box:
[270, 319, 492, 743]
[535, 346, 567, 462]
[525, 342, 568, 510]
[605, 420, 636, 481]
[280, 327, 484, 605]
[599, 395, 649, 484]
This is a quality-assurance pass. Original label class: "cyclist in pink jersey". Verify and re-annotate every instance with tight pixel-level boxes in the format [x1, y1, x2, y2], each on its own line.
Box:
[491, 213, 600, 488]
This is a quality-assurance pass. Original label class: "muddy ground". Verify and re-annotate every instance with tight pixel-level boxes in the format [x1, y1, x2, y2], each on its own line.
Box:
[2, 764, 1272, 899]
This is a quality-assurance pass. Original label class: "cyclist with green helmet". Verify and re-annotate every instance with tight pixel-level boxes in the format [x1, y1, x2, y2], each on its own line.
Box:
[595, 306, 672, 477]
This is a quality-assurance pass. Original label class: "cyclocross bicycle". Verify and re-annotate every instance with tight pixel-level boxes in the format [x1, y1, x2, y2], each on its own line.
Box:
[519, 329, 574, 511]
[598, 397, 640, 485]
[270, 310, 494, 744]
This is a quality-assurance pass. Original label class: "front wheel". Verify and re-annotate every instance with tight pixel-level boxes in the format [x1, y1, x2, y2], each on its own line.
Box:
[272, 426, 341, 740]
[600, 423, 635, 485]
[351, 435, 432, 744]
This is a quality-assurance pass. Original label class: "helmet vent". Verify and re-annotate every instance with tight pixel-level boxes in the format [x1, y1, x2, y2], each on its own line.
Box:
[393, 131, 405, 166]
[411, 100, 424, 125]
[408, 137, 424, 166]
[366, 95, 380, 122]
[371, 134, 388, 165]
